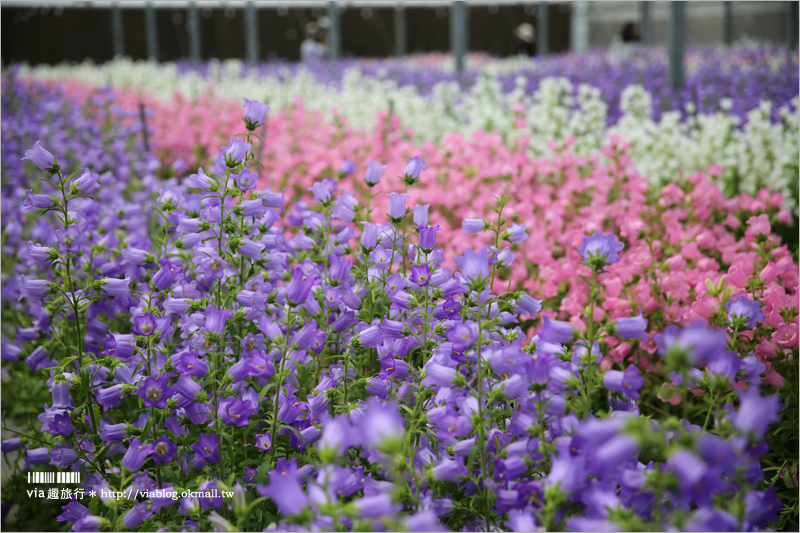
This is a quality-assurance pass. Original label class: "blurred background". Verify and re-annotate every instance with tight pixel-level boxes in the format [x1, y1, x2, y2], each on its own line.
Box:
[2, 1, 798, 65]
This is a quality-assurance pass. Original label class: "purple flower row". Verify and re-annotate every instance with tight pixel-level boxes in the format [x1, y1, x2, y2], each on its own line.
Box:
[172, 42, 798, 125]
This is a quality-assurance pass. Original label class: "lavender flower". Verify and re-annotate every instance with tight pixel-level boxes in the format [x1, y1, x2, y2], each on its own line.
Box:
[138, 374, 172, 408]
[339, 158, 357, 178]
[403, 156, 428, 184]
[577, 231, 625, 267]
[21, 141, 56, 172]
[100, 277, 130, 298]
[733, 387, 781, 439]
[387, 192, 409, 219]
[538, 314, 575, 345]
[308, 181, 332, 204]
[221, 137, 252, 167]
[603, 364, 644, 399]
[725, 296, 766, 329]
[242, 97, 269, 130]
[462, 217, 486, 234]
[417, 224, 440, 251]
[22, 190, 52, 210]
[365, 160, 386, 185]
[190, 433, 221, 467]
[612, 311, 648, 342]
[413, 204, 430, 225]
[122, 438, 155, 471]
[132, 313, 157, 336]
[517, 294, 543, 319]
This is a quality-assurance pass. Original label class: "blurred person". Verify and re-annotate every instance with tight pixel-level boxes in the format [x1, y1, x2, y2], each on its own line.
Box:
[301, 22, 327, 63]
[513, 23, 536, 56]
[317, 27, 329, 53]
[609, 21, 640, 57]
[620, 22, 640, 43]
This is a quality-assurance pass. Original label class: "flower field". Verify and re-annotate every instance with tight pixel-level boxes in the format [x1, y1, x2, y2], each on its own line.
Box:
[21, 42, 800, 210]
[2, 44, 798, 532]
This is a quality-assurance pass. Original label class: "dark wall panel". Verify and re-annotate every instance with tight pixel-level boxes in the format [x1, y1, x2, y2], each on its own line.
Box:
[1, 4, 571, 66]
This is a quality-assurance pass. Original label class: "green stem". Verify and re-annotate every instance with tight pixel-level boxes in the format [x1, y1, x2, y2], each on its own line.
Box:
[476, 307, 490, 532]
[343, 347, 351, 408]
[703, 390, 720, 431]
[56, 170, 102, 457]
[583, 269, 598, 416]
[269, 309, 294, 465]
[212, 167, 231, 474]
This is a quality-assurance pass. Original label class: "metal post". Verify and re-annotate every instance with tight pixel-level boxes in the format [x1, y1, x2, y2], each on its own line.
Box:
[723, 1, 732, 45]
[327, 1, 341, 61]
[145, 1, 158, 61]
[188, 1, 201, 62]
[246, 1, 260, 64]
[668, 2, 685, 88]
[464, 2, 470, 52]
[640, 2, 651, 45]
[537, 2, 548, 56]
[139, 102, 149, 153]
[395, 2, 407, 57]
[450, 1, 466, 72]
[570, 1, 589, 52]
[112, 1, 124, 57]
[789, 1, 798, 51]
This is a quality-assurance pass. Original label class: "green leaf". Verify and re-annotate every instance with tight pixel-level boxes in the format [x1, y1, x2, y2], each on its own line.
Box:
[256, 456, 271, 485]
[467, 441, 480, 470]
[220, 431, 235, 447]
[140, 415, 154, 441]
[258, 383, 276, 405]
[59, 355, 79, 368]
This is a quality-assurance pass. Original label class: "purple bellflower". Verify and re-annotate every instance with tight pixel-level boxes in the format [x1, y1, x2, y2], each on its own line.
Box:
[242, 97, 269, 130]
[462, 217, 486, 234]
[603, 364, 644, 400]
[365, 160, 386, 186]
[122, 438, 155, 471]
[578, 231, 625, 267]
[387, 192, 409, 219]
[221, 137, 252, 167]
[417, 224, 440, 251]
[612, 311, 649, 342]
[22, 141, 57, 172]
[725, 296, 765, 329]
[137, 374, 172, 409]
[339, 159, 357, 178]
[403, 156, 428, 184]
[190, 433, 221, 467]
[413, 204, 430, 225]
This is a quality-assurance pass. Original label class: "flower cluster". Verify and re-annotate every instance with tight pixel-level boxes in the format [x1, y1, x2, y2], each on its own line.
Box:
[1, 88, 797, 532]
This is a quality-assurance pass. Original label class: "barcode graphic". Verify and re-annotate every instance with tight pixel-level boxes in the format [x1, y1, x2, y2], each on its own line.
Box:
[27, 471, 80, 484]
